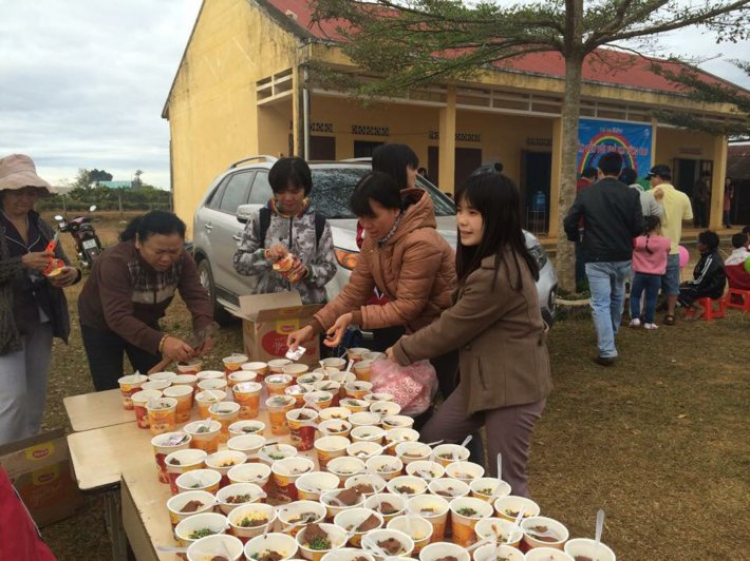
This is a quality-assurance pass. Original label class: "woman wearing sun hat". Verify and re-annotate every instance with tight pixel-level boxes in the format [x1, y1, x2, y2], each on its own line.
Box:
[0, 154, 80, 446]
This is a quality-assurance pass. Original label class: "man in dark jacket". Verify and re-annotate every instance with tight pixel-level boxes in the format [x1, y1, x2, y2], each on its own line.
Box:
[564, 152, 643, 366]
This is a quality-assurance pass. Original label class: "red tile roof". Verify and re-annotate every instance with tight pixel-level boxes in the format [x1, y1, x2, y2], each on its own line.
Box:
[263, 0, 736, 96]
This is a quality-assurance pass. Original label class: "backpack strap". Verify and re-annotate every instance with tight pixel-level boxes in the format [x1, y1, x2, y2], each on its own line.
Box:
[258, 207, 271, 247]
[314, 212, 326, 250]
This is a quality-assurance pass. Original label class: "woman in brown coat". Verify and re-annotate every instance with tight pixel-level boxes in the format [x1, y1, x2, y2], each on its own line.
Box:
[387, 172, 552, 497]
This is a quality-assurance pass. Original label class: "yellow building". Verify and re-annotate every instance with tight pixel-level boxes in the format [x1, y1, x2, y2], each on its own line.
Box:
[163, 0, 745, 237]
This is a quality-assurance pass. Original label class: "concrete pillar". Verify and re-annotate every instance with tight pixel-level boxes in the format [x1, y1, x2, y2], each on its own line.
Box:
[650, 118, 658, 172]
[548, 117, 563, 238]
[710, 135, 728, 229]
[292, 65, 301, 156]
[438, 87, 457, 193]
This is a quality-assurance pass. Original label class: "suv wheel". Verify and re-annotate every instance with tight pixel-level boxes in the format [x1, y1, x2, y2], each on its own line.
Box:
[197, 258, 233, 326]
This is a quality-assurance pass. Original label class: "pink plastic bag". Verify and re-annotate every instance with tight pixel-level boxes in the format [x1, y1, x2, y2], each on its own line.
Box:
[370, 359, 438, 417]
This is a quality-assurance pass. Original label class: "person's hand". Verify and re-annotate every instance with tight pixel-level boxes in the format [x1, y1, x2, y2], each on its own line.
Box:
[162, 336, 194, 363]
[193, 336, 213, 357]
[21, 251, 55, 271]
[265, 243, 288, 262]
[287, 261, 308, 284]
[287, 325, 315, 350]
[324, 313, 353, 348]
[49, 267, 78, 288]
[653, 187, 664, 201]
[385, 347, 397, 362]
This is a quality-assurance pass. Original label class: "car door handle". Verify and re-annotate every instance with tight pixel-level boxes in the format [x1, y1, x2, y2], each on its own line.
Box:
[204, 223, 213, 231]
[232, 233, 242, 241]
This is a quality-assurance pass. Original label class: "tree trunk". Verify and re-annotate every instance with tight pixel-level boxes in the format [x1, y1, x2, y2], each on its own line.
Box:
[556, 0, 584, 293]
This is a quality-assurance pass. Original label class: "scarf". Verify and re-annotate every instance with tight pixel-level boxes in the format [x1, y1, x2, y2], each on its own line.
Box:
[269, 197, 310, 219]
[377, 212, 404, 247]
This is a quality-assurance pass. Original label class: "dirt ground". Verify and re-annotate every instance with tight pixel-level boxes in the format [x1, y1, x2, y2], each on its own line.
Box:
[36, 212, 750, 560]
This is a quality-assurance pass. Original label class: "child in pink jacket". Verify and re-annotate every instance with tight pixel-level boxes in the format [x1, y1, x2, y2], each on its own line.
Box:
[630, 215, 671, 329]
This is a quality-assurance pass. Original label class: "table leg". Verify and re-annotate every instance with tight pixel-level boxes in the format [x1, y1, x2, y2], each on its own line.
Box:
[103, 487, 128, 561]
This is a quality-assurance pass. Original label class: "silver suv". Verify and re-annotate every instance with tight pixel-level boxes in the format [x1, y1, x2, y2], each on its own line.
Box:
[192, 156, 557, 325]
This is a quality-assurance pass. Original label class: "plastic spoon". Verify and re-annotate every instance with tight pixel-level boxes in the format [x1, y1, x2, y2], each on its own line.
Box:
[453, 434, 473, 461]
[592, 508, 605, 560]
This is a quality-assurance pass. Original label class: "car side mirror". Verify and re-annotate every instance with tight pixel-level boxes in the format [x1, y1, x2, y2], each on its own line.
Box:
[236, 204, 260, 224]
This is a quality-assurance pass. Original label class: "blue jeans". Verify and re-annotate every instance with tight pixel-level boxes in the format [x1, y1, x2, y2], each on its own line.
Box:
[586, 261, 632, 358]
[630, 272, 661, 324]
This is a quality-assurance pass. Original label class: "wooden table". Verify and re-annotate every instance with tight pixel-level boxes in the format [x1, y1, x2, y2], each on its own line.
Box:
[64, 389, 135, 432]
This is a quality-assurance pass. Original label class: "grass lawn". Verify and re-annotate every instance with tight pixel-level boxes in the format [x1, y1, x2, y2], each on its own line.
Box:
[36, 212, 750, 560]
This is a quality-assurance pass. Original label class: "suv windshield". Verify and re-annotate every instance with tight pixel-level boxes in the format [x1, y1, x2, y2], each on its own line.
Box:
[310, 167, 455, 219]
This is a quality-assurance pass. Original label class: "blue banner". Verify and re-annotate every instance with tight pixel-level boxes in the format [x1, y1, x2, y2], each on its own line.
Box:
[578, 119, 653, 187]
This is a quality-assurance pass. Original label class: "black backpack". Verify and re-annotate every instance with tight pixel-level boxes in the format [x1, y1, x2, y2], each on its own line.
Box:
[258, 207, 327, 249]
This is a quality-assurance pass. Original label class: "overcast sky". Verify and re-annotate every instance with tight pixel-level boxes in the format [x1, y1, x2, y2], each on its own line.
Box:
[1, 0, 749, 190]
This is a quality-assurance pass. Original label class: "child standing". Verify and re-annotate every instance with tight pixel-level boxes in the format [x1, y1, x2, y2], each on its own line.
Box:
[678, 231, 726, 320]
[630, 215, 671, 329]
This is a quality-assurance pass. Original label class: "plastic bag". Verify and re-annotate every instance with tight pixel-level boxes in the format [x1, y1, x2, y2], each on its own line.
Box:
[370, 359, 438, 417]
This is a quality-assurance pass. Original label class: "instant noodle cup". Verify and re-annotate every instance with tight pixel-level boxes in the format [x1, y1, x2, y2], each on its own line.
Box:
[176, 468, 222, 495]
[167, 489, 215, 528]
[363, 351, 385, 362]
[195, 390, 227, 420]
[525, 548, 574, 561]
[473, 543, 524, 561]
[564, 538, 617, 561]
[363, 392, 395, 404]
[419, 542, 470, 561]
[386, 475, 428, 498]
[405, 461, 445, 481]
[164, 385, 194, 423]
[209, 401, 241, 443]
[431, 444, 470, 467]
[265, 395, 297, 435]
[366, 456, 403, 481]
[285, 385, 306, 408]
[215, 482, 265, 515]
[334, 507, 384, 547]
[352, 360, 373, 382]
[228, 419, 266, 437]
[227, 371, 256, 392]
[241, 361, 269, 381]
[296, 472, 341, 501]
[258, 443, 297, 466]
[172, 374, 199, 389]
[313, 381, 342, 406]
[165, 448, 207, 495]
[365, 493, 407, 524]
[227, 462, 272, 489]
[369, 401, 401, 418]
[382, 415, 415, 430]
[320, 357, 346, 370]
[131, 389, 162, 429]
[520, 516, 569, 551]
[350, 425, 385, 445]
[283, 363, 310, 378]
[272, 457, 316, 502]
[303, 391, 333, 411]
[346, 348, 369, 363]
[448, 497, 493, 547]
[343, 474, 387, 497]
[395, 442, 431, 465]
[296, 522, 348, 561]
[188, 534, 244, 561]
[470, 478, 511, 503]
[227, 503, 276, 543]
[427, 478, 470, 500]
[339, 398, 369, 414]
[494, 495, 540, 522]
[185, 420, 222, 454]
[445, 461, 485, 483]
[276, 500, 327, 536]
[233, 382, 263, 420]
[227, 434, 266, 458]
[268, 358, 293, 373]
[223, 354, 249, 372]
[196, 370, 226, 382]
[318, 407, 351, 422]
[147, 397, 178, 435]
[177, 360, 203, 375]
[198, 378, 228, 393]
[313, 366, 340, 377]
[344, 381, 373, 400]
[326, 456, 365, 484]
[361, 528, 414, 560]
[174, 512, 228, 551]
[205, 450, 248, 488]
[475, 518, 523, 549]
[406, 495, 450, 542]
[149, 371, 177, 383]
[387, 515, 433, 554]
[141, 380, 171, 392]
[266, 374, 294, 397]
[322, 549, 375, 561]
[318, 420, 352, 439]
[346, 441, 383, 461]
[287, 408, 319, 451]
[314, 436, 350, 471]
[117, 373, 148, 409]
[152, 431, 191, 484]
[298, 372, 324, 391]
[348, 412, 380, 428]
[244, 532, 299, 561]
[384, 428, 419, 449]
[328, 372, 356, 394]
[320, 488, 365, 521]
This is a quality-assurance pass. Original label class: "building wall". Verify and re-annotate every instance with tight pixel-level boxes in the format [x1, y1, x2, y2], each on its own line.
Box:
[166, 0, 299, 234]
[655, 127, 717, 170]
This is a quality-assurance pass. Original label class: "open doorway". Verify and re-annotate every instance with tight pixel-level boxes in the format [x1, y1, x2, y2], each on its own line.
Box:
[520, 151, 552, 234]
[426, 146, 482, 192]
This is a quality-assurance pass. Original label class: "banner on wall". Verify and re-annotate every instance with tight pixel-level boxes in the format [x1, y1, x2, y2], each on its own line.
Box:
[578, 119, 653, 185]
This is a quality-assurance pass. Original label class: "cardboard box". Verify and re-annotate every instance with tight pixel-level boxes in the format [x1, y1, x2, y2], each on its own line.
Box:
[235, 291, 322, 367]
[0, 428, 82, 527]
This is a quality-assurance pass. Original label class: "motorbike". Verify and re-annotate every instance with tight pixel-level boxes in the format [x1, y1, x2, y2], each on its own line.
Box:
[54, 205, 103, 269]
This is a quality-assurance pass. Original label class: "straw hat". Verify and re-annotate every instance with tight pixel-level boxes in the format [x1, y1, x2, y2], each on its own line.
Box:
[0, 154, 54, 195]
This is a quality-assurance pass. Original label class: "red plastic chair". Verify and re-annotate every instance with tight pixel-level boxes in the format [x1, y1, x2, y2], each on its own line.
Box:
[724, 288, 750, 313]
[684, 297, 726, 321]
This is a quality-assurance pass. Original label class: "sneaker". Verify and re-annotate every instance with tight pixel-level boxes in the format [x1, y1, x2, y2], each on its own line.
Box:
[593, 356, 616, 367]
[629, 318, 641, 328]
[644, 323, 659, 330]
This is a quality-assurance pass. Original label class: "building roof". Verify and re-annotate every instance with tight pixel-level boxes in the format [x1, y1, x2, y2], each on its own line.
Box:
[262, 0, 739, 97]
